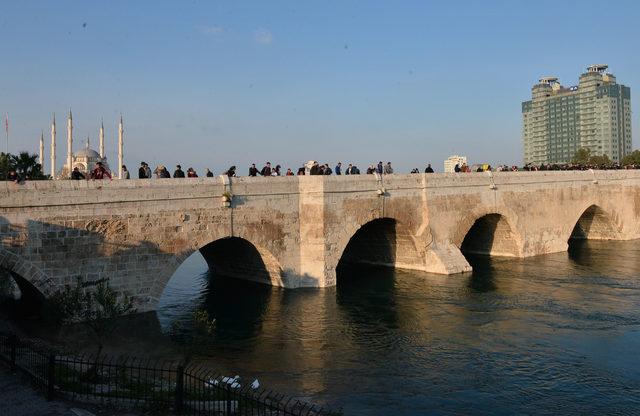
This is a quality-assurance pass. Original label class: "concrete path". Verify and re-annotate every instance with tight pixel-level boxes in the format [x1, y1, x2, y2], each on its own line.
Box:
[0, 365, 140, 416]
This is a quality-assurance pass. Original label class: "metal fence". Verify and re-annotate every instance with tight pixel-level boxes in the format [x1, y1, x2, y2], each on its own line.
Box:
[0, 332, 340, 415]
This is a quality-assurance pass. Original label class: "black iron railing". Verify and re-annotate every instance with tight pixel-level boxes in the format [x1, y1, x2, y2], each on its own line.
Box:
[0, 332, 340, 415]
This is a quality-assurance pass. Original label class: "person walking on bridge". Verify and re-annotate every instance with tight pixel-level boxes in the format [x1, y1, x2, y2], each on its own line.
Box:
[138, 162, 148, 179]
[261, 162, 272, 177]
[90, 162, 112, 180]
[70, 167, 85, 180]
[174, 165, 185, 178]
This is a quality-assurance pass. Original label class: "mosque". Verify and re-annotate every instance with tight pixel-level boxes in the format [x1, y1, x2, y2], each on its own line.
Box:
[38, 111, 124, 179]
[58, 137, 110, 178]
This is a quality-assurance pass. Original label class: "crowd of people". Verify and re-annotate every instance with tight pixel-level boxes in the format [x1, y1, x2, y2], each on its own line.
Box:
[133, 162, 216, 179]
[6, 159, 640, 183]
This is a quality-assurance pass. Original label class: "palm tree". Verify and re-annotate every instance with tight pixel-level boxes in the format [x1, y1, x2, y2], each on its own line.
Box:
[11, 152, 45, 180]
[0, 152, 12, 179]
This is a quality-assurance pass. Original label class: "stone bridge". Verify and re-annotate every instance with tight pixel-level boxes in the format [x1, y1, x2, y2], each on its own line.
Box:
[1, 171, 639, 311]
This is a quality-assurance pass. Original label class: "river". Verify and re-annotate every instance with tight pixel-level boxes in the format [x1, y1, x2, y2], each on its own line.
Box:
[7, 240, 640, 415]
[152, 239, 640, 415]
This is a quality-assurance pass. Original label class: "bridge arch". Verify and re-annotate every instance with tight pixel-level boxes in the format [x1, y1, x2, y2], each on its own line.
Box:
[568, 204, 622, 241]
[455, 211, 521, 257]
[335, 217, 424, 276]
[0, 248, 53, 297]
[150, 234, 285, 309]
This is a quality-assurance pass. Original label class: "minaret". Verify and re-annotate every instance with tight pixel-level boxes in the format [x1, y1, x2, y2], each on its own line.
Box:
[67, 110, 73, 177]
[39, 132, 44, 169]
[50, 114, 56, 178]
[99, 119, 105, 158]
[118, 115, 123, 179]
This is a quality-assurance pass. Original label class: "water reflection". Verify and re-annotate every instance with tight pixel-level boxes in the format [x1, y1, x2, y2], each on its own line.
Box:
[8, 241, 640, 415]
[156, 243, 640, 414]
[465, 255, 498, 293]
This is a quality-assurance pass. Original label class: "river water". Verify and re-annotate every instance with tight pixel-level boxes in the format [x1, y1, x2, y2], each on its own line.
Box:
[151, 240, 640, 415]
[7, 240, 640, 414]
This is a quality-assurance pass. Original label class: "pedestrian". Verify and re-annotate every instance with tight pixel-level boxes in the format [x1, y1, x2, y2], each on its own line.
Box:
[224, 166, 236, 177]
[90, 161, 112, 180]
[272, 165, 281, 176]
[249, 164, 258, 177]
[154, 165, 170, 178]
[425, 164, 434, 173]
[261, 162, 272, 177]
[335, 162, 342, 175]
[174, 165, 185, 178]
[138, 162, 147, 179]
[454, 163, 461, 173]
[206, 168, 214, 177]
[7, 169, 21, 183]
[144, 163, 152, 179]
[122, 165, 130, 179]
[70, 167, 85, 180]
[286, 168, 294, 176]
[187, 167, 198, 178]
[377, 161, 383, 174]
[345, 163, 353, 175]
[384, 162, 393, 174]
[297, 166, 305, 175]
[324, 164, 332, 175]
[366, 165, 375, 174]
[310, 162, 321, 175]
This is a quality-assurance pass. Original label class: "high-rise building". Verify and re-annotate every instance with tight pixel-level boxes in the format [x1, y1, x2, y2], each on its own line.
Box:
[522, 64, 632, 165]
[444, 155, 467, 173]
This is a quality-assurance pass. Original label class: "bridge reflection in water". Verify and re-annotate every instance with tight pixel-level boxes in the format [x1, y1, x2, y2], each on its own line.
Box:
[146, 239, 640, 415]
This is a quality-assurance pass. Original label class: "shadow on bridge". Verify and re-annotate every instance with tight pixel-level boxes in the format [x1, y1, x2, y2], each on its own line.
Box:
[568, 204, 622, 246]
[460, 213, 519, 259]
[0, 215, 174, 316]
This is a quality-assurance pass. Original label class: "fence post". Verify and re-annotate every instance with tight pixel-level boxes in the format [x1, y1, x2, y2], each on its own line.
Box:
[9, 334, 16, 372]
[47, 353, 56, 401]
[174, 365, 184, 415]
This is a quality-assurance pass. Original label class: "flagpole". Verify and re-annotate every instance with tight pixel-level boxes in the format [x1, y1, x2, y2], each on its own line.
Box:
[4, 113, 8, 154]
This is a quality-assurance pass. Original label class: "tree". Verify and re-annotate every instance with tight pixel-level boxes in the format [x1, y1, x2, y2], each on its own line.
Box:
[0, 152, 13, 179]
[571, 148, 613, 166]
[169, 309, 216, 366]
[622, 150, 640, 166]
[11, 152, 45, 179]
[0, 151, 47, 180]
[589, 154, 611, 166]
[571, 148, 591, 165]
[46, 279, 135, 378]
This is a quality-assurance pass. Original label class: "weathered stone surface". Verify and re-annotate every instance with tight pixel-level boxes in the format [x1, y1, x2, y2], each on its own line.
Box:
[0, 171, 638, 311]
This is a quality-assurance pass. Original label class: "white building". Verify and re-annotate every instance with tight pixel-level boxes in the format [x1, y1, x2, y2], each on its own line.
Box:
[522, 64, 632, 164]
[444, 155, 467, 173]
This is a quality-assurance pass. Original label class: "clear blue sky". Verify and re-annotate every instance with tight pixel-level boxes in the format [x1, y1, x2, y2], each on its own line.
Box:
[1, 0, 639, 173]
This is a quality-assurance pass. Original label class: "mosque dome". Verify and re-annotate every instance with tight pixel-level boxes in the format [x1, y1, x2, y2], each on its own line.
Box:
[74, 147, 101, 158]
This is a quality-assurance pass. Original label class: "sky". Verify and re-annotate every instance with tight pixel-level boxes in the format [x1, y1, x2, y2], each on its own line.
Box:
[1, 0, 639, 174]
